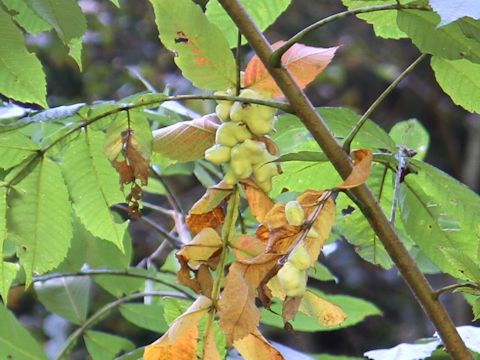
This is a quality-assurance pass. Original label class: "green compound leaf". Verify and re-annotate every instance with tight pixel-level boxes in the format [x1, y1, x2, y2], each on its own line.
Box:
[0, 262, 19, 304]
[150, 0, 237, 90]
[119, 303, 169, 333]
[7, 157, 72, 285]
[429, 0, 480, 26]
[431, 57, 480, 114]
[84, 331, 135, 360]
[24, 0, 86, 69]
[34, 277, 91, 324]
[397, 9, 480, 63]
[261, 289, 382, 332]
[0, 305, 48, 359]
[0, 132, 38, 170]
[0, 8, 47, 107]
[400, 160, 480, 279]
[206, 0, 292, 47]
[2, 0, 52, 34]
[61, 130, 128, 250]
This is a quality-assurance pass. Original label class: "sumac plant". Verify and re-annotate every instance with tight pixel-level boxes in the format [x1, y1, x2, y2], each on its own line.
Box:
[0, 0, 479, 359]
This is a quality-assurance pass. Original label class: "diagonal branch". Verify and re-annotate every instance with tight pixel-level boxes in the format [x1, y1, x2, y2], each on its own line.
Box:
[217, 1, 471, 359]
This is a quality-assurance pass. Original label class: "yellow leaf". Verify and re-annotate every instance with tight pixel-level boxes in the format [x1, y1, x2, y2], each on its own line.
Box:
[202, 324, 222, 360]
[299, 290, 347, 327]
[177, 227, 222, 267]
[233, 329, 284, 360]
[338, 149, 372, 189]
[144, 326, 198, 360]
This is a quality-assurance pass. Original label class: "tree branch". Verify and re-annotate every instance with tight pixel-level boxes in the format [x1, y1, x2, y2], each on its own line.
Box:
[434, 282, 480, 300]
[217, 1, 471, 358]
[269, 3, 430, 67]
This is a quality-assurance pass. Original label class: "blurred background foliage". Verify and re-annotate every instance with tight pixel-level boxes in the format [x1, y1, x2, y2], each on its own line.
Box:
[7, 0, 479, 358]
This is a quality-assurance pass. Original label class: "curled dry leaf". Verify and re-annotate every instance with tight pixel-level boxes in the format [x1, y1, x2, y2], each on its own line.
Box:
[232, 235, 266, 261]
[177, 255, 202, 293]
[189, 181, 233, 215]
[299, 290, 347, 327]
[152, 114, 221, 162]
[203, 324, 222, 360]
[338, 149, 373, 189]
[186, 206, 225, 236]
[252, 135, 280, 156]
[241, 178, 275, 223]
[244, 41, 338, 98]
[233, 329, 285, 360]
[282, 296, 303, 324]
[177, 227, 223, 268]
[144, 325, 198, 360]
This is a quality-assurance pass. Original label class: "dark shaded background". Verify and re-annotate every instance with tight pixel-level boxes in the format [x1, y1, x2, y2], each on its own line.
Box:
[11, 0, 480, 358]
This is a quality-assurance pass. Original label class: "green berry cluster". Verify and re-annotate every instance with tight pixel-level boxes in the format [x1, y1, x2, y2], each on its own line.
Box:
[205, 88, 279, 192]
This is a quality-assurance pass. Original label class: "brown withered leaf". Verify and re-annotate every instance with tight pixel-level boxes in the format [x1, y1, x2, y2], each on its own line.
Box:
[190, 181, 233, 215]
[218, 254, 280, 345]
[124, 130, 150, 186]
[177, 255, 202, 294]
[299, 290, 347, 327]
[233, 329, 284, 360]
[144, 325, 198, 360]
[255, 224, 270, 243]
[282, 296, 302, 324]
[197, 264, 214, 298]
[112, 160, 134, 185]
[338, 149, 372, 189]
[202, 324, 222, 360]
[241, 178, 275, 223]
[232, 235, 266, 261]
[252, 135, 280, 156]
[186, 206, 225, 236]
[177, 227, 223, 267]
[263, 202, 300, 254]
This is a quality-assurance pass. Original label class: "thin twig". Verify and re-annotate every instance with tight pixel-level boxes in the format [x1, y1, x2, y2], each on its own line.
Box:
[343, 54, 427, 153]
[434, 282, 480, 299]
[54, 291, 188, 359]
[217, 1, 471, 358]
[235, 29, 243, 95]
[269, 3, 430, 67]
[142, 201, 175, 218]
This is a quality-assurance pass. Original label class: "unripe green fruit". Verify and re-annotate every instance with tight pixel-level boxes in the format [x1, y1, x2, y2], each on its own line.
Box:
[223, 167, 238, 185]
[240, 139, 267, 164]
[215, 122, 252, 147]
[307, 227, 319, 238]
[230, 89, 276, 125]
[204, 144, 231, 165]
[230, 144, 253, 178]
[256, 180, 272, 193]
[277, 262, 307, 297]
[214, 90, 233, 121]
[285, 201, 305, 226]
[288, 243, 311, 271]
[253, 161, 278, 183]
[244, 116, 275, 136]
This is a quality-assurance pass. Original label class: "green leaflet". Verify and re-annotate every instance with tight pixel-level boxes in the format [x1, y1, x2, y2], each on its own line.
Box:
[24, 0, 86, 68]
[2, 0, 52, 34]
[389, 119, 429, 160]
[400, 160, 480, 279]
[0, 132, 38, 170]
[7, 157, 72, 285]
[119, 303, 169, 333]
[430, 57, 480, 114]
[150, 0, 237, 90]
[34, 277, 91, 324]
[61, 130, 127, 250]
[0, 262, 19, 304]
[0, 305, 48, 359]
[0, 7, 47, 107]
[206, 0, 291, 47]
[84, 331, 135, 360]
[397, 9, 480, 63]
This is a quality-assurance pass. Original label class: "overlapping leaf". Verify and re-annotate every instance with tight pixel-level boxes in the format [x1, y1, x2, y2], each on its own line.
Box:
[0, 188, 6, 301]
[0, 7, 47, 107]
[62, 130, 128, 249]
[0, 132, 38, 170]
[152, 114, 221, 162]
[120, 304, 169, 333]
[149, 0, 237, 90]
[189, 181, 233, 215]
[244, 42, 338, 98]
[84, 331, 135, 360]
[234, 330, 284, 360]
[177, 227, 223, 268]
[7, 157, 72, 285]
[2, 0, 52, 34]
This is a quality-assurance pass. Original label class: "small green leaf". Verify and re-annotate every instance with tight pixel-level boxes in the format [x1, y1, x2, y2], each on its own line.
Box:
[0, 188, 6, 301]
[0, 132, 38, 170]
[429, 0, 480, 26]
[7, 157, 73, 285]
[119, 303, 168, 333]
[61, 130, 128, 249]
[150, 0, 237, 90]
[389, 119, 430, 160]
[473, 298, 480, 321]
[261, 289, 382, 331]
[308, 262, 337, 282]
[0, 262, 20, 304]
[431, 57, 480, 114]
[0, 7, 47, 107]
[2, 0, 52, 34]
[163, 297, 192, 324]
[206, 0, 292, 47]
[34, 277, 91, 324]
[0, 305, 48, 359]
[94, 268, 156, 298]
[84, 331, 135, 360]
[397, 9, 480, 63]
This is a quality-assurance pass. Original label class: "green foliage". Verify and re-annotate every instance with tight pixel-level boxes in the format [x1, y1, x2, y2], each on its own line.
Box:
[389, 119, 429, 160]
[206, 0, 292, 47]
[0, 132, 38, 170]
[150, 0, 237, 90]
[120, 303, 169, 333]
[34, 277, 91, 324]
[261, 289, 382, 331]
[0, 305, 48, 359]
[2, 0, 51, 34]
[61, 130, 127, 249]
[7, 157, 72, 285]
[0, 7, 47, 107]
[84, 330, 135, 360]
[430, 57, 480, 114]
